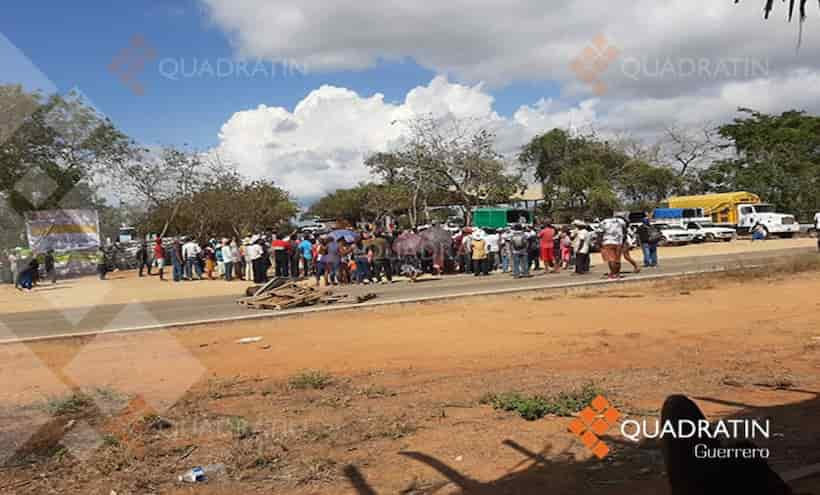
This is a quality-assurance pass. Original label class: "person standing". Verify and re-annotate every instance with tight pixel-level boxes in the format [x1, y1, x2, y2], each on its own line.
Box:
[171, 239, 184, 282]
[459, 228, 473, 274]
[814, 211, 820, 252]
[221, 239, 234, 282]
[559, 227, 573, 270]
[182, 238, 203, 280]
[323, 237, 341, 286]
[572, 221, 591, 275]
[271, 234, 290, 278]
[136, 242, 152, 277]
[636, 218, 660, 268]
[527, 227, 541, 272]
[153, 237, 166, 281]
[298, 235, 313, 279]
[500, 230, 512, 273]
[539, 222, 558, 273]
[289, 235, 301, 278]
[8, 250, 19, 288]
[96, 247, 108, 280]
[471, 232, 489, 276]
[44, 250, 57, 284]
[203, 243, 217, 280]
[484, 229, 500, 272]
[367, 231, 393, 284]
[510, 226, 530, 279]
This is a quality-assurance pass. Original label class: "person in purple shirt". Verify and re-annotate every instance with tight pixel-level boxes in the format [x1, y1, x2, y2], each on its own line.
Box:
[322, 238, 340, 286]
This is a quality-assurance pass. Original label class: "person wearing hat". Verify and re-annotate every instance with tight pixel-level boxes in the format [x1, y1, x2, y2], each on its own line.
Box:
[471, 230, 489, 276]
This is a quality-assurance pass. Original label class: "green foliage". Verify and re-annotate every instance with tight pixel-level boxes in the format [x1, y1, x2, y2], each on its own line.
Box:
[228, 416, 253, 439]
[288, 370, 334, 390]
[480, 383, 604, 421]
[697, 109, 820, 220]
[43, 392, 94, 416]
[519, 129, 679, 220]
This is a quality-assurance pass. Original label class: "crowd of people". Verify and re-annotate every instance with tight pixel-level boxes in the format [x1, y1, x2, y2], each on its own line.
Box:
[114, 215, 665, 287]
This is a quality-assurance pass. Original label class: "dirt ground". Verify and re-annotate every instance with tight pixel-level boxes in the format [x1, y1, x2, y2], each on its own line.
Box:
[0, 237, 815, 314]
[1, 266, 819, 494]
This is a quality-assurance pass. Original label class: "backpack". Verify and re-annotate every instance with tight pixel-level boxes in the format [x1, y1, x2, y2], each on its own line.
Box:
[647, 226, 663, 244]
[511, 233, 527, 250]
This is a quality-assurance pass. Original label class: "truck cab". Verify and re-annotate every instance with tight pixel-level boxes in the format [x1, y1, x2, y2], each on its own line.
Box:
[736, 203, 799, 237]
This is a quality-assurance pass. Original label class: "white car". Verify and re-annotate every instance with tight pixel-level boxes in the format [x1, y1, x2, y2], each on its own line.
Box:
[685, 222, 736, 242]
[654, 223, 695, 245]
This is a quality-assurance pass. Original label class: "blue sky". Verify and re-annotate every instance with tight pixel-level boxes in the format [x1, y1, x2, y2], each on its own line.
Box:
[1, 0, 560, 151]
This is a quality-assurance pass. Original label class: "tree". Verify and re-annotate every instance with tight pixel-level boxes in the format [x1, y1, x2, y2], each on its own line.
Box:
[519, 128, 684, 220]
[306, 183, 412, 225]
[368, 116, 521, 226]
[1, 86, 132, 248]
[697, 109, 820, 220]
[139, 179, 297, 240]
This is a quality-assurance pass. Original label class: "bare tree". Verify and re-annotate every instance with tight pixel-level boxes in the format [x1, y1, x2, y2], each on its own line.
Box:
[661, 124, 719, 177]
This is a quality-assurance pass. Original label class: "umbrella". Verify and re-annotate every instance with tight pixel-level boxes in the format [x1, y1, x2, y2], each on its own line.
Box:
[419, 226, 453, 249]
[329, 229, 359, 243]
[393, 231, 423, 256]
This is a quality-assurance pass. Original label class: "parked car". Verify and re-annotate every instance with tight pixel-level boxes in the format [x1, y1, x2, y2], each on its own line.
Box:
[685, 222, 736, 242]
[654, 223, 695, 245]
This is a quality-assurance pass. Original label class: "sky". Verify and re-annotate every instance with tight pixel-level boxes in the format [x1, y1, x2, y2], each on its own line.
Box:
[2, 0, 820, 203]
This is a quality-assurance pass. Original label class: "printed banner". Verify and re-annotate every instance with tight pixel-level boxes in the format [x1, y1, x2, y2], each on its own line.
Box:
[25, 209, 101, 252]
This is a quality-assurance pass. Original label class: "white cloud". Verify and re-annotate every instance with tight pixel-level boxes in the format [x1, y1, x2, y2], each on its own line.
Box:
[201, 0, 819, 93]
[214, 70, 820, 202]
[203, 0, 820, 200]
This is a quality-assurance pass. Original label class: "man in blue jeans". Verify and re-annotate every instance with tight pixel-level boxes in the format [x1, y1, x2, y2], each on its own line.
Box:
[510, 226, 530, 278]
[636, 218, 659, 268]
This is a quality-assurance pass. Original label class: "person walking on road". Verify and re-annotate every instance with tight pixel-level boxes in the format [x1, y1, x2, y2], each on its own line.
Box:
[599, 217, 625, 280]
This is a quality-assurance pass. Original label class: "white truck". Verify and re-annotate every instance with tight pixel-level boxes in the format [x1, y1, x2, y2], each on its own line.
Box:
[668, 192, 799, 238]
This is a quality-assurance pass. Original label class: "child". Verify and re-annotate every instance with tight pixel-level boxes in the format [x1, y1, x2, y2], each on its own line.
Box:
[560, 227, 573, 270]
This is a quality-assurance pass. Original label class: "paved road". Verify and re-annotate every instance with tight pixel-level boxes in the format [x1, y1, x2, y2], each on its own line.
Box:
[1, 247, 815, 342]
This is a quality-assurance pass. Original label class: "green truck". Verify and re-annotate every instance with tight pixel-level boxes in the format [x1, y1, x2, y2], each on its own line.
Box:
[472, 208, 532, 229]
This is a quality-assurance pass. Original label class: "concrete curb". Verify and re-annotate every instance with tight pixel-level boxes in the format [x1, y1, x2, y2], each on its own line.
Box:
[0, 265, 745, 346]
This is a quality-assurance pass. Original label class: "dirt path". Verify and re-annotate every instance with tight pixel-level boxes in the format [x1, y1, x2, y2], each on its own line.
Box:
[1, 269, 819, 494]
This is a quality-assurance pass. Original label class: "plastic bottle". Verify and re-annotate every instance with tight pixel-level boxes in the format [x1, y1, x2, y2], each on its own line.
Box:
[178, 463, 225, 483]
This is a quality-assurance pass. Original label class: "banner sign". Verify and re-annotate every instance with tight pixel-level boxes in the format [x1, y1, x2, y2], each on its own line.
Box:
[24, 209, 101, 252]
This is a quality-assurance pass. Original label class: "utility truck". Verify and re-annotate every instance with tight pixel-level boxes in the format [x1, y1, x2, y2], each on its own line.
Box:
[668, 192, 799, 237]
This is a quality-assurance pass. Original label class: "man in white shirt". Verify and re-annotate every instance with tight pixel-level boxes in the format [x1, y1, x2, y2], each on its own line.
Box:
[182, 238, 203, 280]
[484, 229, 500, 272]
[221, 239, 235, 282]
[599, 217, 626, 280]
[572, 221, 591, 275]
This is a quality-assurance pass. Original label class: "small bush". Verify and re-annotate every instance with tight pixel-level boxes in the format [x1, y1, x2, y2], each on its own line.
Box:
[289, 370, 334, 390]
[44, 392, 94, 416]
[481, 383, 604, 421]
[228, 416, 253, 439]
